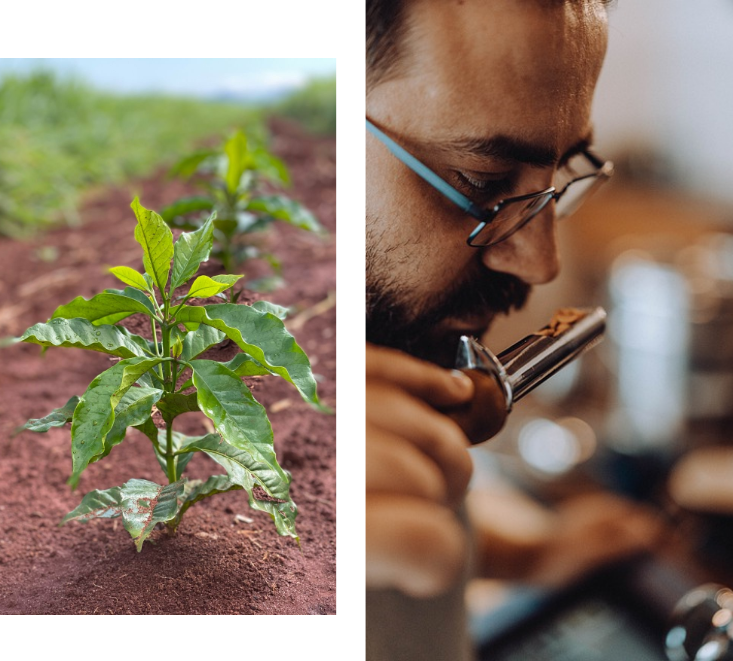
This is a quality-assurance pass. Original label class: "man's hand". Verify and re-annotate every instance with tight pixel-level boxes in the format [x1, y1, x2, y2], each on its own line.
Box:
[366, 343, 476, 598]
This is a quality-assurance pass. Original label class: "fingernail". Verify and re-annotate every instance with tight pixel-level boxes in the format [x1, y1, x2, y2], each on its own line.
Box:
[450, 370, 473, 392]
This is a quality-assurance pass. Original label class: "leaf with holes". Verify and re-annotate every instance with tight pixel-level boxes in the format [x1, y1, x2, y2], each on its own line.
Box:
[61, 485, 124, 524]
[122, 479, 185, 551]
[15, 395, 80, 435]
[178, 434, 298, 541]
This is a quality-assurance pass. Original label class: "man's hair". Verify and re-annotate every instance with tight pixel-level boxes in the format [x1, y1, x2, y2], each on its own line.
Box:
[366, 0, 615, 91]
[366, 0, 410, 91]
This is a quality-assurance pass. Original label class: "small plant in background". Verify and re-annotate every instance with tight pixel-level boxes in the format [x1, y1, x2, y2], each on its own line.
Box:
[161, 130, 325, 289]
[13, 197, 323, 551]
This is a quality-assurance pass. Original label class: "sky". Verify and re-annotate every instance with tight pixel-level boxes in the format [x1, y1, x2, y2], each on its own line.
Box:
[0, 58, 336, 99]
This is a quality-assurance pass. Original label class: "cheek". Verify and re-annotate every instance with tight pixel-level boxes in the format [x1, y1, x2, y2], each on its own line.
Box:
[366, 141, 471, 300]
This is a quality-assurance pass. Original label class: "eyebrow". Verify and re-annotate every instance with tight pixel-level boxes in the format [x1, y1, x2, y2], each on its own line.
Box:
[429, 130, 595, 168]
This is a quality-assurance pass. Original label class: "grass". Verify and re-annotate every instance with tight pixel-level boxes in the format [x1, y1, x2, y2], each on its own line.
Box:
[0, 71, 261, 238]
[274, 76, 336, 136]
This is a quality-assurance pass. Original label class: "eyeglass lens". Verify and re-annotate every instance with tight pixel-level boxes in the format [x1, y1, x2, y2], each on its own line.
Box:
[469, 193, 552, 246]
[555, 175, 604, 219]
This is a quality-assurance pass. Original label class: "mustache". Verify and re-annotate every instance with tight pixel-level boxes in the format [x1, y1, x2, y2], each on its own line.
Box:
[424, 267, 531, 326]
[366, 268, 531, 360]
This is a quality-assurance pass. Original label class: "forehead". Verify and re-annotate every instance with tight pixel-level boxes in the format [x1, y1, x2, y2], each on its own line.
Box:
[369, 0, 608, 153]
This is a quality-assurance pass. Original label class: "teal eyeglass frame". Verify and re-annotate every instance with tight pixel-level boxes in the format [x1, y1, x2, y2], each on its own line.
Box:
[366, 117, 613, 247]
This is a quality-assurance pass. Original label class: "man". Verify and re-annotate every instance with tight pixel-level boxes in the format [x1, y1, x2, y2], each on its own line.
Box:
[366, 1, 657, 659]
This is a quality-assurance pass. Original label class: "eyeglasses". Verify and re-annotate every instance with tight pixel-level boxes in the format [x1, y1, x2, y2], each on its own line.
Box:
[366, 118, 614, 248]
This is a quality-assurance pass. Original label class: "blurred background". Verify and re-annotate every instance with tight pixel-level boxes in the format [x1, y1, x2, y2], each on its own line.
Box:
[0, 58, 335, 238]
[469, 3, 733, 659]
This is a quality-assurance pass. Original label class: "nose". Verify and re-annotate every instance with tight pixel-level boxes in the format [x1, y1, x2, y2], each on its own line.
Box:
[479, 204, 560, 285]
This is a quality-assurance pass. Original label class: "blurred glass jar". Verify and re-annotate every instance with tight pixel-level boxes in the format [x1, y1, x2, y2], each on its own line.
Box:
[607, 250, 689, 453]
[666, 584, 733, 661]
[678, 234, 733, 421]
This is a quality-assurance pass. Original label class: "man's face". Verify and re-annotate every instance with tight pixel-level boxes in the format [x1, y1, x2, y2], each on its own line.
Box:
[366, 0, 609, 366]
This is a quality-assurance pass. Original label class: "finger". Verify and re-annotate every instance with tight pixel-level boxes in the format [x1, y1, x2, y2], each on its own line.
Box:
[367, 386, 473, 505]
[367, 427, 448, 503]
[366, 343, 474, 407]
[366, 494, 467, 598]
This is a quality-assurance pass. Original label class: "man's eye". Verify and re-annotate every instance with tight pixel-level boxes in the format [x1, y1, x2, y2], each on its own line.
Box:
[453, 171, 514, 198]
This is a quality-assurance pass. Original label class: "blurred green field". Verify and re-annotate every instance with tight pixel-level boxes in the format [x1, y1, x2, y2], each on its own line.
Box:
[0, 71, 335, 239]
[274, 76, 336, 136]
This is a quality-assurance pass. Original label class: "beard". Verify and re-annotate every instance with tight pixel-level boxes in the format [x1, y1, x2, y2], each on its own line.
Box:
[366, 253, 531, 366]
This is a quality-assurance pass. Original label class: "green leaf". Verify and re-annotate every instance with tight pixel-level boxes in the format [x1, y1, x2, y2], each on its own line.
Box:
[20, 318, 152, 358]
[222, 352, 272, 377]
[251, 300, 289, 320]
[180, 325, 225, 362]
[61, 478, 185, 551]
[119, 479, 185, 551]
[213, 217, 238, 239]
[103, 286, 156, 314]
[179, 433, 298, 540]
[191, 360, 287, 495]
[224, 131, 249, 195]
[109, 266, 150, 292]
[174, 475, 241, 524]
[169, 151, 217, 179]
[69, 356, 166, 488]
[160, 196, 215, 223]
[251, 147, 290, 186]
[131, 197, 174, 293]
[61, 485, 124, 524]
[247, 195, 324, 233]
[212, 274, 243, 288]
[133, 416, 159, 449]
[152, 430, 197, 480]
[50, 290, 154, 325]
[156, 392, 199, 419]
[15, 395, 79, 435]
[170, 214, 215, 291]
[177, 304, 320, 407]
[184, 274, 240, 300]
[101, 386, 163, 458]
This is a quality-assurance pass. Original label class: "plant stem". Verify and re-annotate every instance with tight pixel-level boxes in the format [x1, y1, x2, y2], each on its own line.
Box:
[162, 322, 172, 388]
[165, 418, 175, 484]
[150, 317, 159, 355]
[170, 360, 179, 392]
[150, 317, 165, 380]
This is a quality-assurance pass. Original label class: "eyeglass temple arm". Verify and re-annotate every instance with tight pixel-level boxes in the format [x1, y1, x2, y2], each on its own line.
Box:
[366, 118, 485, 219]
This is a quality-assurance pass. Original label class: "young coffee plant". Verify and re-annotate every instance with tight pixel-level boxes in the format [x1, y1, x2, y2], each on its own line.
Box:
[14, 197, 323, 551]
[161, 130, 324, 288]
